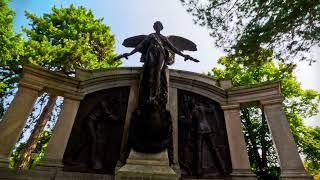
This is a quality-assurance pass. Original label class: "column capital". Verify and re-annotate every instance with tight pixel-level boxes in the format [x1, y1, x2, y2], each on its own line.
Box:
[221, 104, 240, 110]
[19, 80, 43, 92]
[260, 97, 285, 106]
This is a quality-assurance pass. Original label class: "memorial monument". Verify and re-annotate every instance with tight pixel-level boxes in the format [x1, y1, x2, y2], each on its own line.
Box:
[0, 22, 313, 180]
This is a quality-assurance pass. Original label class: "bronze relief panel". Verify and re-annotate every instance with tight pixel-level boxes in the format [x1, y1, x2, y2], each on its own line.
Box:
[63, 87, 130, 174]
[178, 89, 232, 178]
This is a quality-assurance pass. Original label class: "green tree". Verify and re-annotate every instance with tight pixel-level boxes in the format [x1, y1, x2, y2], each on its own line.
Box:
[10, 130, 52, 169]
[14, 5, 120, 169]
[180, 0, 320, 64]
[210, 51, 320, 179]
[22, 4, 120, 73]
[0, 0, 23, 118]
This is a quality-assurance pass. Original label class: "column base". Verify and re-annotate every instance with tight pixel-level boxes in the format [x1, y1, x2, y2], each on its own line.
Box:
[115, 149, 179, 180]
[229, 169, 257, 180]
[280, 169, 313, 180]
[0, 167, 55, 180]
[0, 155, 9, 168]
[36, 158, 64, 171]
[171, 163, 182, 178]
[0, 166, 114, 180]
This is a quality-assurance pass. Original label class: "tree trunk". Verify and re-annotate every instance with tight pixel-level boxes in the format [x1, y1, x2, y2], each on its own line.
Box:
[260, 110, 268, 168]
[0, 94, 4, 119]
[15, 94, 57, 169]
[241, 108, 263, 168]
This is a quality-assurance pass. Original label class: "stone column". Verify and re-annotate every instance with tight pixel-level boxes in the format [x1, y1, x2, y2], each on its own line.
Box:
[261, 98, 312, 179]
[119, 85, 139, 162]
[0, 86, 39, 167]
[221, 104, 256, 179]
[167, 87, 180, 175]
[40, 97, 81, 169]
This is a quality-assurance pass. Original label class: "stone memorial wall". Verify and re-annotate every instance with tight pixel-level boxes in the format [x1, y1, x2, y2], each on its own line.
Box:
[0, 65, 312, 180]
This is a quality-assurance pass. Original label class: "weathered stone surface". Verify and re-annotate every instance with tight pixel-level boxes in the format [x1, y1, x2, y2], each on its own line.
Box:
[115, 150, 178, 180]
[221, 104, 251, 170]
[0, 167, 55, 180]
[221, 104, 256, 180]
[167, 87, 179, 171]
[0, 86, 39, 167]
[119, 85, 139, 163]
[218, 79, 232, 89]
[227, 81, 281, 105]
[40, 98, 81, 169]
[0, 65, 311, 180]
[21, 65, 83, 100]
[0, 167, 113, 180]
[261, 99, 312, 180]
[55, 171, 113, 180]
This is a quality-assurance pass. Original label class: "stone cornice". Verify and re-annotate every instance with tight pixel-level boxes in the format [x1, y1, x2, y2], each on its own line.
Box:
[76, 67, 227, 103]
[169, 69, 227, 103]
[221, 104, 240, 110]
[75, 67, 141, 81]
[21, 65, 84, 100]
[21, 65, 284, 105]
[76, 67, 141, 94]
[227, 81, 282, 104]
[260, 97, 285, 106]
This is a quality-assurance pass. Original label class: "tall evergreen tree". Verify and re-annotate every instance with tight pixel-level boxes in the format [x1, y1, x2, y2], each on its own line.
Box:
[14, 5, 120, 169]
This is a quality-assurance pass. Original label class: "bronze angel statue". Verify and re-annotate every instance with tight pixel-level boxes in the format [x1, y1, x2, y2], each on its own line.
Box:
[117, 21, 199, 158]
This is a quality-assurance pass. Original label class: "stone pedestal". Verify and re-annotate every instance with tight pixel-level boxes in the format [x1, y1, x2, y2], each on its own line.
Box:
[115, 150, 179, 180]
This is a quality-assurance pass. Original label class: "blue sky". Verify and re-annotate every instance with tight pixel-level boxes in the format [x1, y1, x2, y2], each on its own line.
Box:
[9, 0, 223, 72]
[9, 0, 319, 126]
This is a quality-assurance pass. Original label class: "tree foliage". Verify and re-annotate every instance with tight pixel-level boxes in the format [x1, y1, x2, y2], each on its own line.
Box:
[181, 0, 320, 64]
[210, 51, 320, 178]
[22, 4, 120, 74]
[0, 0, 23, 118]
[10, 130, 52, 169]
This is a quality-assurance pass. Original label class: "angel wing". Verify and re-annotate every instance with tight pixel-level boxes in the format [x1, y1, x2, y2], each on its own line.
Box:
[167, 35, 197, 51]
[122, 35, 147, 48]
